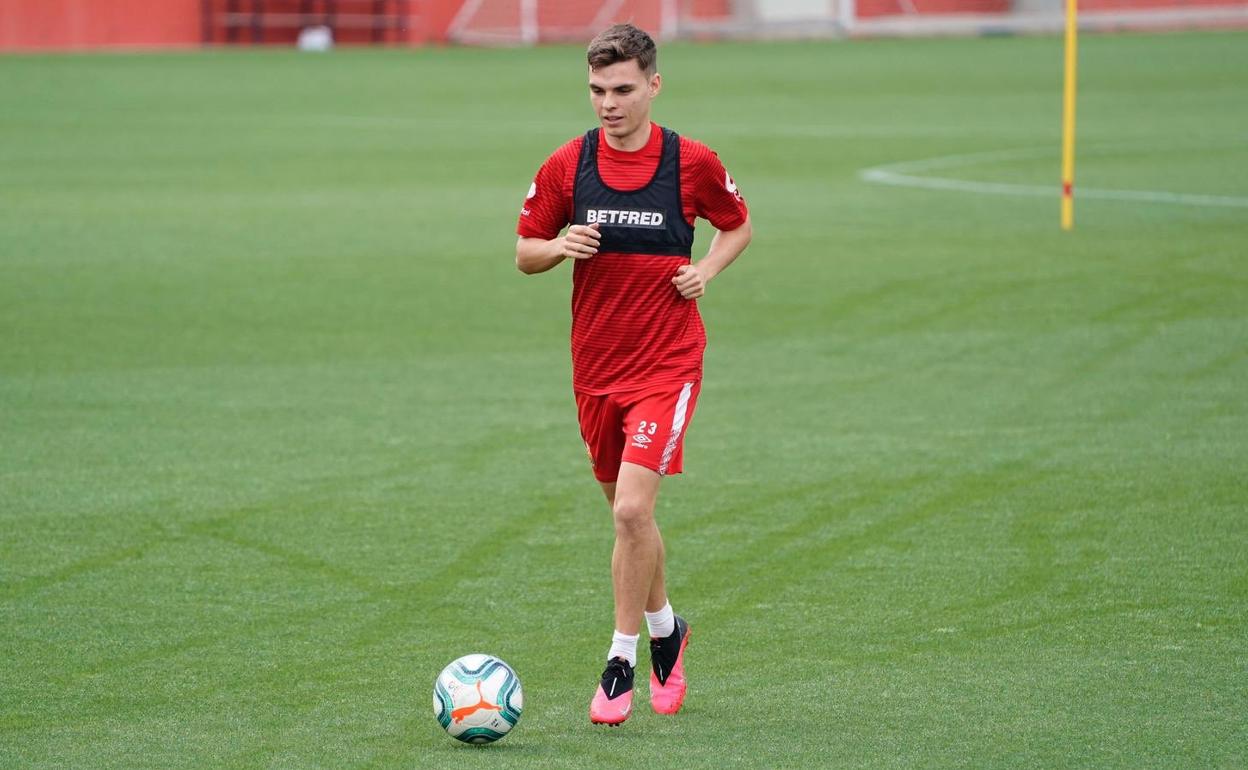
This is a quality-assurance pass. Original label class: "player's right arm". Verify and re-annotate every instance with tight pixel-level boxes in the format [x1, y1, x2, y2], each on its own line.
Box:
[516, 139, 602, 274]
[516, 224, 601, 274]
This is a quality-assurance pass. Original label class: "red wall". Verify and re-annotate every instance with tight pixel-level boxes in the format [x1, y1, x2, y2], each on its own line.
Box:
[857, 0, 1009, 16]
[1081, 0, 1246, 8]
[421, 0, 462, 44]
[0, 0, 661, 50]
[198, 0, 421, 45]
[0, 0, 435, 50]
[4, 0, 1244, 51]
[439, 0, 663, 42]
[0, 0, 202, 50]
[535, 1, 662, 40]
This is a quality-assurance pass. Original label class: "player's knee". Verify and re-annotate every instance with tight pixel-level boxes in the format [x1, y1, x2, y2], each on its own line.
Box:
[612, 497, 654, 536]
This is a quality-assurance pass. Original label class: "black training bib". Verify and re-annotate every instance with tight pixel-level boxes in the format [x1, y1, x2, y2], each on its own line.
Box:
[571, 127, 695, 258]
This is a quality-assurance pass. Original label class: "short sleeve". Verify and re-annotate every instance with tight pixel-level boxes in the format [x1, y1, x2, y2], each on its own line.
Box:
[688, 144, 748, 232]
[517, 140, 578, 240]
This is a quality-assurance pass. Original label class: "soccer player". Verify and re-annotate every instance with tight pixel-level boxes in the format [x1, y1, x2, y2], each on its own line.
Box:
[515, 23, 751, 726]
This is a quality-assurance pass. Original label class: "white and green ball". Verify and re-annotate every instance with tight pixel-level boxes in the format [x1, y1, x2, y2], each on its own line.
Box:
[433, 654, 523, 744]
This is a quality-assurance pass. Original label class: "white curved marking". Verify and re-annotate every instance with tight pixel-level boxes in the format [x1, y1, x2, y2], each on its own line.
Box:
[859, 146, 1248, 209]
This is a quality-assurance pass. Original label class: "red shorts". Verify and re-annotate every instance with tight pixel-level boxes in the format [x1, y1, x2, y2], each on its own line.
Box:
[576, 381, 701, 483]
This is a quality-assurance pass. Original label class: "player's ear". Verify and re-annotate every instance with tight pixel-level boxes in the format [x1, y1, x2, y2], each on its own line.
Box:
[650, 72, 661, 98]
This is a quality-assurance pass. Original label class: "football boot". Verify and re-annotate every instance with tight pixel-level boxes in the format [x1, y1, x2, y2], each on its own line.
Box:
[590, 657, 635, 726]
[649, 615, 690, 715]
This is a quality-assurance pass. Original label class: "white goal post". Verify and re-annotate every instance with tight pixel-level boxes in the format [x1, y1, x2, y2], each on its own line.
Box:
[448, 0, 682, 45]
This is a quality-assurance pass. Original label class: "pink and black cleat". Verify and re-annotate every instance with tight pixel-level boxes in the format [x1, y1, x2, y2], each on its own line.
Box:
[590, 657, 634, 726]
[649, 615, 690, 715]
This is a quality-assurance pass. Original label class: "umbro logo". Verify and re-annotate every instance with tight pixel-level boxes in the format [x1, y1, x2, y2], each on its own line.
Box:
[632, 434, 652, 444]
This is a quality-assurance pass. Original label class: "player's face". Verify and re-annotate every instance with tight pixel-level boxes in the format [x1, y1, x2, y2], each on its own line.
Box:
[588, 60, 661, 149]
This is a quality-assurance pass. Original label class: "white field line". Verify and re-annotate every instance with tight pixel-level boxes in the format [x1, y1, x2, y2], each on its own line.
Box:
[860, 146, 1248, 209]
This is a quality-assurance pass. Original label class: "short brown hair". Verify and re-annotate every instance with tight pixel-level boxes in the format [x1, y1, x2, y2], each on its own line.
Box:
[587, 24, 657, 75]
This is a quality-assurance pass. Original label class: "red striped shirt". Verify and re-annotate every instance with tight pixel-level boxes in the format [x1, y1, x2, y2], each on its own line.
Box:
[518, 123, 748, 395]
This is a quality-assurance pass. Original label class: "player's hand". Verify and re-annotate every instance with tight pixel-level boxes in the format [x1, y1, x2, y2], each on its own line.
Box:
[672, 263, 707, 299]
[560, 223, 600, 259]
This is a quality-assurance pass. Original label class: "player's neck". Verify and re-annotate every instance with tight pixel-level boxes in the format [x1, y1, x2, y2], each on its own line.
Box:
[603, 120, 653, 152]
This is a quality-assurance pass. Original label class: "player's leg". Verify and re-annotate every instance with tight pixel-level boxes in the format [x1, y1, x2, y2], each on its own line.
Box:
[609, 461, 664, 637]
[596, 480, 666, 627]
[588, 382, 699, 724]
[580, 394, 639, 725]
[590, 462, 661, 726]
[614, 382, 700, 716]
[648, 532, 666, 615]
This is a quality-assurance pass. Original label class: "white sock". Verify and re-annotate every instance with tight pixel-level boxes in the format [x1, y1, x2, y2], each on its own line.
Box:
[645, 601, 675, 639]
[607, 630, 639, 667]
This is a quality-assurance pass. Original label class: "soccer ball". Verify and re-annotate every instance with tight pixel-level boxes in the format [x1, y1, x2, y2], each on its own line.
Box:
[433, 654, 523, 744]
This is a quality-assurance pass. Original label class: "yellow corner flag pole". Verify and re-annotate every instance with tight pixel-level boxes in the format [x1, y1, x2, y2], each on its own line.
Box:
[1060, 0, 1079, 230]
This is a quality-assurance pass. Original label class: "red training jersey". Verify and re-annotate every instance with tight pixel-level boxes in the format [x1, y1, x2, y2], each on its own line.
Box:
[518, 123, 748, 395]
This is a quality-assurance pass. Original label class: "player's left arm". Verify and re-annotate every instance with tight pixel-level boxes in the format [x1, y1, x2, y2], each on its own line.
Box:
[672, 147, 752, 300]
[671, 215, 752, 300]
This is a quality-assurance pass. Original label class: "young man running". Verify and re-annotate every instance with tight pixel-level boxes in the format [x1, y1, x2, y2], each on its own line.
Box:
[515, 23, 752, 726]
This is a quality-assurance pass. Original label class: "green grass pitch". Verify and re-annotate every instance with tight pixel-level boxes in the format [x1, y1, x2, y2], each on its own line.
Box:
[1, 29, 1246, 769]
